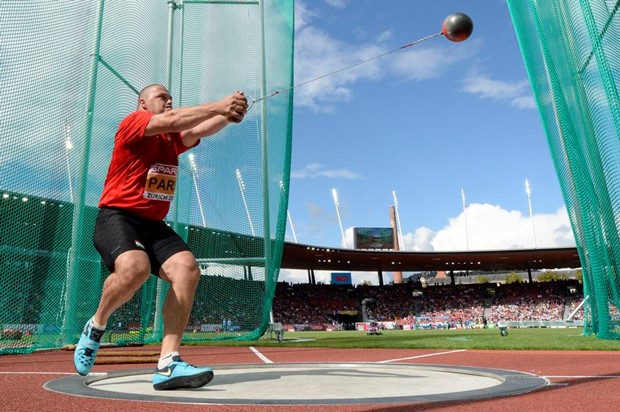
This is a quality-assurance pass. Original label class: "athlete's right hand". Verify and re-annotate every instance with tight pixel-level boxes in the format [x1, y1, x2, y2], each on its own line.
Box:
[222, 91, 248, 123]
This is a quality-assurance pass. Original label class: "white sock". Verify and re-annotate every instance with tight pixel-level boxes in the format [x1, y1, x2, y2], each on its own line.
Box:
[158, 351, 180, 369]
[89, 319, 106, 331]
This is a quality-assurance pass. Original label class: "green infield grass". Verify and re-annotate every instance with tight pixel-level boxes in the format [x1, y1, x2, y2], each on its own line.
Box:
[184, 327, 620, 351]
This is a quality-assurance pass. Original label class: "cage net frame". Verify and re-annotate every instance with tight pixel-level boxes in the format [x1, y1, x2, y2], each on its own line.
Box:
[0, 0, 294, 354]
[506, 0, 620, 339]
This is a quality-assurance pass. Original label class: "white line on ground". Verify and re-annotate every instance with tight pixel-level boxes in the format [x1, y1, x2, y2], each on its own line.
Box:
[249, 346, 273, 364]
[377, 349, 468, 363]
[0, 371, 75, 375]
[544, 375, 620, 379]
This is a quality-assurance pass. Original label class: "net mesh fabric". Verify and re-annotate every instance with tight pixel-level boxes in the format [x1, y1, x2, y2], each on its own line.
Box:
[507, 0, 620, 339]
[0, 0, 293, 354]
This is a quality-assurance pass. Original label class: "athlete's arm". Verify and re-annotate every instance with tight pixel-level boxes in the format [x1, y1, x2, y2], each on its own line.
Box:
[180, 115, 231, 147]
[145, 92, 247, 136]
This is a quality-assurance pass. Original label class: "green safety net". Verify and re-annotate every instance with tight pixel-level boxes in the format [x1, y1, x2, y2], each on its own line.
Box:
[507, 0, 620, 339]
[0, 0, 294, 354]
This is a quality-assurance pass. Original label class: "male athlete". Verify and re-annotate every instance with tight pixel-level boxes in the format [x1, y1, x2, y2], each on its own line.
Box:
[73, 84, 248, 390]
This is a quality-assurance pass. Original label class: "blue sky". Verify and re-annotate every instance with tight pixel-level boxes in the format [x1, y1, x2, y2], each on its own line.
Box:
[280, 0, 576, 284]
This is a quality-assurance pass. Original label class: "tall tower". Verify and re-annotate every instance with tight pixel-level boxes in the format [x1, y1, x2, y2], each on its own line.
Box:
[389, 206, 403, 284]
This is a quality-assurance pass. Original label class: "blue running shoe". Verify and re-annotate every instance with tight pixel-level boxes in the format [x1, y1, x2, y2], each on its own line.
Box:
[153, 356, 214, 390]
[73, 319, 104, 376]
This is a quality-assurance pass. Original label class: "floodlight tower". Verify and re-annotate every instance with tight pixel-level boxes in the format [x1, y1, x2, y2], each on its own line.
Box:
[461, 187, 470, 251]
[236, 168, 255, 236]
[280, 180, 298, 243]
[63, 119, 74, 203]
[525, 178, 537, 248]
[188, 153, 207, 227]
[332, 188, 347, 248]
[287, 210, 298, 243]
[392, 190, 405, 250]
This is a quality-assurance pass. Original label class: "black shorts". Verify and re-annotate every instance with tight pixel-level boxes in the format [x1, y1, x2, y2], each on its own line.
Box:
[93, 207, 191, 275]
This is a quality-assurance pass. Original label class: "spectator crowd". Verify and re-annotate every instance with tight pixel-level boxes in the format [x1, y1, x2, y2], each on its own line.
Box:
[95, 278, 585, 333]
[271, 280, 584, 330]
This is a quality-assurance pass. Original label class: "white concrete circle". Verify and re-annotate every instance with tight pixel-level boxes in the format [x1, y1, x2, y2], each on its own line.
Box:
[45, 363, 548, 405]
[90, 363, 501, 400]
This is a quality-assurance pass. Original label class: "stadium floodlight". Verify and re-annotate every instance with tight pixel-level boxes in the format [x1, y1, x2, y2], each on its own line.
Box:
[392, 190, 405, 250]
[63, 119, 74, 203]
[188, 153, 207, 227]
[287, 210, 298, 243]
[332, 188, 348, 248]
[280, 180, 298, 243]
[525, 178, 537, 248]
[461, 187, 470, 251]
[236, 168, 255, 236]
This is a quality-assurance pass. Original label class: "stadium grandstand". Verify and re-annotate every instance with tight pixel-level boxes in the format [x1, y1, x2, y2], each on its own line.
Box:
[271, 278, 584, 332]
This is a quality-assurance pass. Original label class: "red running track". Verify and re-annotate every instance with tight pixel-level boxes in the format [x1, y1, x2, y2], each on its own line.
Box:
[0, 346, 618, 412]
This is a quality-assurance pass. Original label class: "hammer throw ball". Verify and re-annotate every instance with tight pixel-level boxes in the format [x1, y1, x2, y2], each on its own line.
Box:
[442, 13, 474, 42]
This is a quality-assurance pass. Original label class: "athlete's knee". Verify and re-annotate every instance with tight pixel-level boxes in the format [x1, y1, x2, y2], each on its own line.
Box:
[160, 251, 200, 284]
[114, 250, 151, 283]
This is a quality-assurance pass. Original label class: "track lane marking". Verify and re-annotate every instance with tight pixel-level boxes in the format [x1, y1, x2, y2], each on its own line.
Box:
[544, 375, 620, 379]
[378, 349, 467, 363]
[249, 346, 273, 363]
[0, 371, 75, 375]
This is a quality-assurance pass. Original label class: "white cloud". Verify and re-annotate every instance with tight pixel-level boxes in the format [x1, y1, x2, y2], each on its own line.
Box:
[463, 70, 536, 109]
[426, 203, 574, 251]
[376, 30, 393, 44]
[293, 1, 477, 111]
[291, 162, 361, 179]
[407, 227, 435, 251]
[294, 25, 384, 111]
[510, 95, 537, 109]
[277, 203, 576, 285]
[324, 0, 347, 8]
[295, 2, 533, 112]
[388, 40, 476, 82]
[294, 0, 315, 31]
[388, 48, 449, 81]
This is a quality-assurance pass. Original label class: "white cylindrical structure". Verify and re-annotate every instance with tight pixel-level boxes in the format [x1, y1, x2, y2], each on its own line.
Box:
[236, 168, 256, 236]
[332, 188, 347, 248]
[525, 178, 537, 248]
[392, 190, 405, 250]
[461, 187, 469, 251]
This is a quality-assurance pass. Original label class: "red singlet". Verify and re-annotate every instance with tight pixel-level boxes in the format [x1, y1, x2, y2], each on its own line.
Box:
[98, 111, 198, 220]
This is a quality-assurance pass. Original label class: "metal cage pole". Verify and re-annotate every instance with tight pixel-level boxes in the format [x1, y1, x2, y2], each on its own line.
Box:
[259, 0, 275, 329]
[153, 0, 182, 342]
[62, 0, 106, 345]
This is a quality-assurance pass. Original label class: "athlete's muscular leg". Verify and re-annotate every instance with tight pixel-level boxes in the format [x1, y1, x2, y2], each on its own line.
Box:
[92, 250, 151, 327]
[158, 251, 201, 355]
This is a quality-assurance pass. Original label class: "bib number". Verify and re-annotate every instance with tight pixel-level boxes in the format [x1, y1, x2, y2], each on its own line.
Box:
[144, 163, 177, 202]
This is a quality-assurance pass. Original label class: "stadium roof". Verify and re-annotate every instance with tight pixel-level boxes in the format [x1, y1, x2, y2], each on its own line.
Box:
[281, 243, 581, 272]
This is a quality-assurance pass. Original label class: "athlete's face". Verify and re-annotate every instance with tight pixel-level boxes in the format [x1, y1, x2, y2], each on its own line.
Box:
[141, 86, 173, 114]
